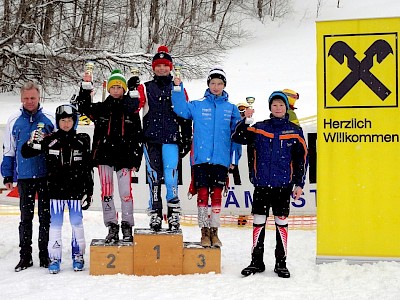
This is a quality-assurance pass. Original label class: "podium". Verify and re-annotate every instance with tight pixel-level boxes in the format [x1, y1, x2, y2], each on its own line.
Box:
[90, 239, 134, 275]
[90, 228, 221, 276]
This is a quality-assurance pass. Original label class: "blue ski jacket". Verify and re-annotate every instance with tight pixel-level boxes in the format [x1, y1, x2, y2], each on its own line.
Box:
[1, 106, 55, 182]
[232, 115, 308, 188]
[172, 85, 241, 168]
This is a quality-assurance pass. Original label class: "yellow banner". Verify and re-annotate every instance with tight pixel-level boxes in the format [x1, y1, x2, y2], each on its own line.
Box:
[316, 17, 400, 262]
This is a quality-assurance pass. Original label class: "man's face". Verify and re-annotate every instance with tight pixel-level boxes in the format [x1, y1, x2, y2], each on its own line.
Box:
[21, 88, 40, 112]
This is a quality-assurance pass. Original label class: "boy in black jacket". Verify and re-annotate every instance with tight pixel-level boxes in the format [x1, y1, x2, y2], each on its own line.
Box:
[22, 104, 93, 274]
[76, 69, 143, 243]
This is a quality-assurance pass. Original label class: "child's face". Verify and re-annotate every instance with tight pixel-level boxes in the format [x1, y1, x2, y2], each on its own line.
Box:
[59, 117, 74, 132]
[109, 85, 124, 98]
[208, 78, 225, 96]
[154, 64, 171, 76]
[270, 99, 287, 118]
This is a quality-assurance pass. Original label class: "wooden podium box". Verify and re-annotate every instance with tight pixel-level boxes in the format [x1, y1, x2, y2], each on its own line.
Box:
[133, 228, 183, 276]
[90, 239, 134, 275]
[183, 242, 221, 274]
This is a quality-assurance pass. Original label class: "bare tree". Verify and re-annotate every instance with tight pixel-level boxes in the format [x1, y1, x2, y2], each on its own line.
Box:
[0, 0, 292, 92]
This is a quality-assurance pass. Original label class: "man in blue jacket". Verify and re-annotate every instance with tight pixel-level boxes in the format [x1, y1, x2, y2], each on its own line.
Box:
[1, 81, 55, 272]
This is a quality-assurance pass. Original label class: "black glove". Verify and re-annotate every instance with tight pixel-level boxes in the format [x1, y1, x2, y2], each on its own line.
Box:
[81, 194, 93, 210]
[3, 176, 13, 185]
[128, 76, 140, 91]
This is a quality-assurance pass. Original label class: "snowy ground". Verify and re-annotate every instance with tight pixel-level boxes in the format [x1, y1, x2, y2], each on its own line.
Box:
[0, 206, 400, 300]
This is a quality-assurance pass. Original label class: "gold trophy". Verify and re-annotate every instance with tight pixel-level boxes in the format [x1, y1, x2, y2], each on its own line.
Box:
[82, 61, 95, 90]
[130, 64, 140, 77]
[245, 96, 255, 124]
[128, 64, 140, 98]
[173, 63, 183, 92]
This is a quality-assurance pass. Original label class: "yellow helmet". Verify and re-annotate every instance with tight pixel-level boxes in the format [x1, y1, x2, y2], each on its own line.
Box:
[282, 89, 299, 108]
[236, 102, 250, 113]
[79, 115, 91, 125]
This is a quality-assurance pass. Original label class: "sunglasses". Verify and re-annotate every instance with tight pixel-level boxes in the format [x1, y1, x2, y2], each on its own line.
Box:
[284, 92, 299, 100]
[56, 104, 78, 115]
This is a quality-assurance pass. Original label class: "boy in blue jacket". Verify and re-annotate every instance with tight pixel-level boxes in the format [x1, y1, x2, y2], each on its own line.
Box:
[172, 66, 242, 247]
[232, 91, 308, 278]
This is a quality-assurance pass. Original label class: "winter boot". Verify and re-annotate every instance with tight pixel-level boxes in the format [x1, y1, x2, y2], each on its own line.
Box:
[149, 209, 163, 231]
[15, 256, 33, 272]
[48, 258, 60, 274]
[40, 256, 49, 268]
[210, 227, 222, 247]
[274, 258, 290, 278]
[241, 246, 265, 277]
[72, 254, 84, 271]
[105, 223, 119, 243]
[167, 201, 181, 231]
[200, 227, 211, 247]
[121, 221, 133, 242]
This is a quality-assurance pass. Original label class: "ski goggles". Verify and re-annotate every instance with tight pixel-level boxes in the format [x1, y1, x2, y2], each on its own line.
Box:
[56, 104, 78, 116]
[238, 106, 248, 113]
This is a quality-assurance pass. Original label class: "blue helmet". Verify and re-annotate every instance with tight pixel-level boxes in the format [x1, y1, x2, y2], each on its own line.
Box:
[268, 91, 289, 111]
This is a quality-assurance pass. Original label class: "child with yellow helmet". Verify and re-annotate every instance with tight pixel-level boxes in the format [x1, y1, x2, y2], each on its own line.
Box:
[282, 89, 300, 126]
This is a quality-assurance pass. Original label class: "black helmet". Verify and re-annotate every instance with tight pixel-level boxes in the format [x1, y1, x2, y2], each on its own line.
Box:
[55, 104, 80, 130]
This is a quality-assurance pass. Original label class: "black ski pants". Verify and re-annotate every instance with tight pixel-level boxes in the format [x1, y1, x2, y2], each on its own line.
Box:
[17, 178, 50, 260]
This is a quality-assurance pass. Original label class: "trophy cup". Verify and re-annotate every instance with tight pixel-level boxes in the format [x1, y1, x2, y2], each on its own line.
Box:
[128, 64, 140, 98]
[130, 64, 140, 77]
[82, 61, 95, 90]
[31, 122, 45, 150]
[173, 63, 183, 92]
[245, 96, 255, 124]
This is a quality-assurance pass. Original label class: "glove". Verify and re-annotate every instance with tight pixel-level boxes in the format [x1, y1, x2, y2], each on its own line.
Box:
[81, 194, 93, 210]
[81, 80, 94, 90]
[3, 176, 13, 185]
[28, 129, 44, 145]
[128, 76, 140, 90]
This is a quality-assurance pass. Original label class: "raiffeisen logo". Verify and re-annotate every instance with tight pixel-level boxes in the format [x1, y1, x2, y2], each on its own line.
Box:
[323, 33, 398, 109]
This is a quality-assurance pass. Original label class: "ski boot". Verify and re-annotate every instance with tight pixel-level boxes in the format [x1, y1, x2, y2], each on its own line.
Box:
[241, 247, 265, 277]
[15, 256, 33, 272]
[105, 223, 119, 243]
[149, 209, 163, 231]
[210, 227, 222, 247]
[121, 221, 133, 242]
[48, 258, 60, 274]
[274, 258, 290, 278]
[73, 254, 84, 271]
[200, 227, 211, 247]
[167, 201, 181, 231]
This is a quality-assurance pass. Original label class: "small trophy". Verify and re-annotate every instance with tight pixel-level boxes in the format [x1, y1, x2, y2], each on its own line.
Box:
[245, 96, 255, 124]
[31, 122, 45, 150]
[128, 64, 140, 98]
[173, 63, 182, 92]
[82, 61, 95, 90]
[130, 64, 140, 77]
